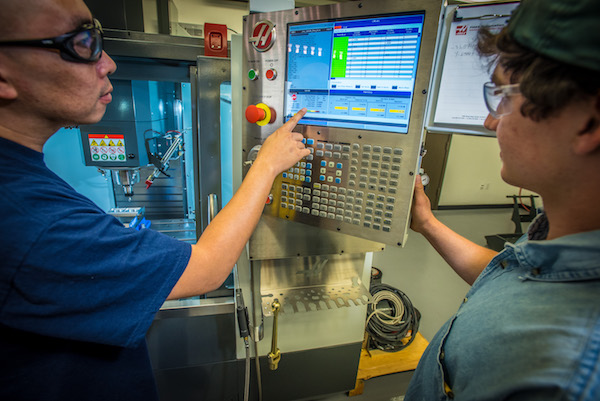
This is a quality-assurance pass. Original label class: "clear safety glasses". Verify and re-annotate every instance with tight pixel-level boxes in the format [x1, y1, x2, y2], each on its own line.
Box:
[0, 18, 103, 63]
[483, 82, 521, 118]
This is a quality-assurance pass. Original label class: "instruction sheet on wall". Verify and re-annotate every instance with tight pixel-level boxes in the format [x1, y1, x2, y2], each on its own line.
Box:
[433, 2, 519, 126]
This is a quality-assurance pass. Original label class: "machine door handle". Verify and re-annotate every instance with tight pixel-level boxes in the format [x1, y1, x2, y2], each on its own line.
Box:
[208, 194, 219, 224]
[267, 299, 281, 370]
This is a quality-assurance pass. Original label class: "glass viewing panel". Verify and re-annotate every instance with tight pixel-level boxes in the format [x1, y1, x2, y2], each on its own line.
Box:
[284, 13, 425, 134]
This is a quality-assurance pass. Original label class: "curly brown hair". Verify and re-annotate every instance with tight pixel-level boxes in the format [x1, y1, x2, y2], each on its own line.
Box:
[477, 26, 600, 121]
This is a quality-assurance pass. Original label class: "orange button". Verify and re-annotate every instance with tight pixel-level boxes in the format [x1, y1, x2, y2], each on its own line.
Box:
[245, 105, 266, 123]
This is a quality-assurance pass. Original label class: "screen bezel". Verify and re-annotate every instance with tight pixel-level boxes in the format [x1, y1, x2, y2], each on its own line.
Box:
[283, 11, 426, 134]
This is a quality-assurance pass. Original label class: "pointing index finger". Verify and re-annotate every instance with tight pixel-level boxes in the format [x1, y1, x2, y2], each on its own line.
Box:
[284, 108, 307, 130]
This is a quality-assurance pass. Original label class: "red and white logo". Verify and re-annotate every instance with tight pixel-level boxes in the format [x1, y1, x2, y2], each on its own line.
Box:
[249, 20, 276, 52]
[455, 25, 468, 35]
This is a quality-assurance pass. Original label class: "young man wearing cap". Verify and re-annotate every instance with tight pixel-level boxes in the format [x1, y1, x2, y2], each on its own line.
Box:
[0, 0, 309, 400]
[405, 0, 600, 399]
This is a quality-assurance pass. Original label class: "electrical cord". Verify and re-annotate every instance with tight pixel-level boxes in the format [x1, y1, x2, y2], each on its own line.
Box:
[366, 284, 421, 352]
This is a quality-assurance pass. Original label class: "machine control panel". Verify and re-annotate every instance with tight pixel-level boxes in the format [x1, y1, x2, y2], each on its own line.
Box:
[267, 127, 413, 245]
[242, 0, 442, 246]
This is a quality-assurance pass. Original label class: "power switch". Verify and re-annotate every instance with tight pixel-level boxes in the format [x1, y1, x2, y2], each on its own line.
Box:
[266, 69, 277, 80]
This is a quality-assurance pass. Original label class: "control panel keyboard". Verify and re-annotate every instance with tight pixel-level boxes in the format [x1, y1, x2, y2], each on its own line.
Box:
[265, 131, 415, 246]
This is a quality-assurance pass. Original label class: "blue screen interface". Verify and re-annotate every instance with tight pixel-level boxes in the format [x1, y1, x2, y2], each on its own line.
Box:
[284, 13, 425, 134]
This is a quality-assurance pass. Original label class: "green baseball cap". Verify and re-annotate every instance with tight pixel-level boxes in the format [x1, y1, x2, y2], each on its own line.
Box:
[507, 0, 600, 72]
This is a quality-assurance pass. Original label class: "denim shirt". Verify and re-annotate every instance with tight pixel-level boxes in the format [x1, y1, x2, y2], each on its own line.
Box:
[405, 214, 600, 401]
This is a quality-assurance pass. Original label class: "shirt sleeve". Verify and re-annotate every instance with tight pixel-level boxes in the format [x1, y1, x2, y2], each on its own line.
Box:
[2, 208, 192, 348]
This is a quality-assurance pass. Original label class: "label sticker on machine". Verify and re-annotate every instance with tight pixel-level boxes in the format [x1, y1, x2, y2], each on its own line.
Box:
[87, 134, 126, 162]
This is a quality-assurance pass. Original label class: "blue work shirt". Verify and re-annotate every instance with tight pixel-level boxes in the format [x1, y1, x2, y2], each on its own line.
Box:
[405, 214, 600, 401]
[0, 137, 192, 400]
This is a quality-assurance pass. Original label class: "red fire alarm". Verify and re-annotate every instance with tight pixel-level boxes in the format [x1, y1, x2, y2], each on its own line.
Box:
[204, 23, 228, 58]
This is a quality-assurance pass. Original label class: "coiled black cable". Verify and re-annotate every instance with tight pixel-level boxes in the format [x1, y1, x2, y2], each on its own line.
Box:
[366, 284, 421, 352]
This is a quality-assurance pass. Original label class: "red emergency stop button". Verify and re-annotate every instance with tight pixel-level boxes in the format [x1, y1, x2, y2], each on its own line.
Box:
[245, 105, 266, 124]
[246, 103, 276, 126]
[266, 69, 277, 80]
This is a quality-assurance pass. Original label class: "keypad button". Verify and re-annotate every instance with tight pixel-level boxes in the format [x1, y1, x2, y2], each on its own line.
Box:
[325, 151, 333, 158]
[316, 150, 324, 157]
[363, 144, 372, 152]
[325, 143, 333, 150]
[317, 143, 324, 149]
[373, 146, 382, 152]
[393, 148, 403, 155]
[382, 226, 391, 232]
[311, 209, 319, 216]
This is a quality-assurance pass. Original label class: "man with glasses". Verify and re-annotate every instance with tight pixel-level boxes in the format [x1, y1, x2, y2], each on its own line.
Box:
[406, 0, 600, 399]
[0, 0, 309, 400]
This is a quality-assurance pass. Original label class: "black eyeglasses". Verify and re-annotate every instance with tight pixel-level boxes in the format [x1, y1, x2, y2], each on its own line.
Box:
[0, 19, 103, 63]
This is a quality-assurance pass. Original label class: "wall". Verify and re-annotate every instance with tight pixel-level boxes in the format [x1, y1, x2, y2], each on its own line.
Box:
[143, 0, 248, 39]
[439, 134, 537, 206]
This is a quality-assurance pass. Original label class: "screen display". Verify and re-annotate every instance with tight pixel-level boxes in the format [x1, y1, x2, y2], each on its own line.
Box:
[284, 13, 425, 134]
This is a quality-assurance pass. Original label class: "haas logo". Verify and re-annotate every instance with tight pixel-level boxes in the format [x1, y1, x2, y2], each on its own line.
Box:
[455, 25, 468, 35]
[249, 20, 276, 52]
